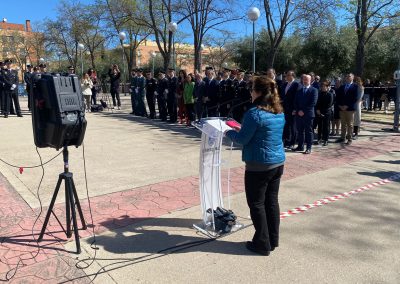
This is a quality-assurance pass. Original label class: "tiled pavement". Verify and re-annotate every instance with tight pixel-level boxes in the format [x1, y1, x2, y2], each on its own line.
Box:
[0, 123, 399, 283]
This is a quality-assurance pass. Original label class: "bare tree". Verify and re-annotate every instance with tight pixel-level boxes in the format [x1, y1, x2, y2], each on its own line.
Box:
[263, 0, 333, 68]
[103, 0, 152, 78]
[203, 31, 236, 70]
[350, 0, 399, 76]
[177, 0, 242, 72]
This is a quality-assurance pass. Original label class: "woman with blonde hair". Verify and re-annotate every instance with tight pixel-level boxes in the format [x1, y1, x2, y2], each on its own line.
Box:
[225, 76, 285, 256]
[81, 73, 93, 112]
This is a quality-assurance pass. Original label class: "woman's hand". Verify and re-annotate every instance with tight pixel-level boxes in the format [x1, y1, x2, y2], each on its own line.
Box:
[232, 125, 241, 131]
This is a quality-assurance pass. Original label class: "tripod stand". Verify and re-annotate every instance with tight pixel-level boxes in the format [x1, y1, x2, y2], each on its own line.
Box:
[38, 146, 87, 254]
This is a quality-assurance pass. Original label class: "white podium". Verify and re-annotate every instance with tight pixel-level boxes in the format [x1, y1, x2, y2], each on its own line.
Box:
[192, 117, 240, 236]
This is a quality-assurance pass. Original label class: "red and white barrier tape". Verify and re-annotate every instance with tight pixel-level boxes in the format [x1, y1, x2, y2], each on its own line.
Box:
[280, 173, 400, 219]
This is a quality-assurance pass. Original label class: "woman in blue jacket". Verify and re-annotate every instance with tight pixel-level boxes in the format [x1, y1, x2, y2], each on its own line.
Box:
[225, 76, 285, 256]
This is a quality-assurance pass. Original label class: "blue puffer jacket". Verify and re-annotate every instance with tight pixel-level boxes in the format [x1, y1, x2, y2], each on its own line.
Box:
[226, 107, 285, 165]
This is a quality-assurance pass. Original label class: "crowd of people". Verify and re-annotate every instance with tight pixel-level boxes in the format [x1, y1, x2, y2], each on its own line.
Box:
[103, 65, 376, 154]
[0, 57, 397, 156]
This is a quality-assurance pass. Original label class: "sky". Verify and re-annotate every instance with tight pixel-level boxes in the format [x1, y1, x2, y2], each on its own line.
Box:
[2, 0, 265, 43]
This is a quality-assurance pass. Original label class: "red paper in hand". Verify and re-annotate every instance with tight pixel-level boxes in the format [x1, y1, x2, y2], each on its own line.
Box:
[19, 167, 24, 174]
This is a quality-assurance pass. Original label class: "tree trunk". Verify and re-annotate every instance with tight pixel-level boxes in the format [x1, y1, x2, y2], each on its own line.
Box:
[194, 45, 201, 72]
[266, 47, 277, 69]
[90, 52, 96, 69]
[355, 40, 365, 77]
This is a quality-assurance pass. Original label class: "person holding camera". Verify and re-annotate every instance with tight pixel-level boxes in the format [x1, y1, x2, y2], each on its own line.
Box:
[81, 73, 93, 112]
[225, 76, 285, 256]
[108, 64, 121, 110]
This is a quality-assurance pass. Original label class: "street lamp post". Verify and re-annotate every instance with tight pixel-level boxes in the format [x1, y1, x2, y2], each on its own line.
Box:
[167, 22, 178, 70]
[247, 7, 260, 73]
[394, 69, 400, 132]
[150, 52, 156, 76]
[57, 51, 62, 71]
[78, 43, 85, 76]
[118, 32, 126, 95]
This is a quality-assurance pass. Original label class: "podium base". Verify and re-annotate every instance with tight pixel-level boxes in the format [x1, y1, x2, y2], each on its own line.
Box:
[193, 221, 245, 238]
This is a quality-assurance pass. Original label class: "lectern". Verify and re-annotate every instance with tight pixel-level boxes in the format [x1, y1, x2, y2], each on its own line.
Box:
[192, 117, 239, 235]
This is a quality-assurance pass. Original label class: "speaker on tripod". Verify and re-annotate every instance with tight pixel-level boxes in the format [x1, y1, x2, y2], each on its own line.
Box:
[31, 73, 88, 253]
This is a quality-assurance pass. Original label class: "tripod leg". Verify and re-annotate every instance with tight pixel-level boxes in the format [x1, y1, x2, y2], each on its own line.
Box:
[70, 177, 87, 229]
[67, 178, 81, 254]
[65, 177, 72, 238]
[38, 176, 63, 241]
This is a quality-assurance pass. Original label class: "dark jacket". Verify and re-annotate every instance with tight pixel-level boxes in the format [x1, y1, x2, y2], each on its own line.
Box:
[2, 69, 18, 90]
[108, 69, 121, 91]
[157, 77, 169, 97]
[336, 83, 361, 111]
[146, 78, 157, 96]
[204, 78, 219, 107]
[194, 80, 205, 103]
[281, 81, 299, 112]
[294, 86, 318, 118]
[316, 91, 334, 114]
[226, 107, 285, 165]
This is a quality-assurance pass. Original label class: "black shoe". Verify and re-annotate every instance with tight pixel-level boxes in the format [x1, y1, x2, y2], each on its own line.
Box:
[304, 149, 312, 154]
[4, 114, 8, 118]
[322, 141, 328, 146]
[17, 114, 23, 117]
[292, 147, 304, 152]
[246, 241, 270, 256]
[313, 140, 321, 145]
[335, 138, 345, 143]
[352, 134, 358, 140]
[346, 139, 352, 145]
[130, 112, 135, 115]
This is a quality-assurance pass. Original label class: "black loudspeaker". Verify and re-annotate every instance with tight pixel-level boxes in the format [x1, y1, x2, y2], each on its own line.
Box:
[31, 74, 87, 150]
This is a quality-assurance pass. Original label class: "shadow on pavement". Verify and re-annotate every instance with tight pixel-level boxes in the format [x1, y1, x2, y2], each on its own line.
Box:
[86, 216, 253, 257]
[373, 160, 400, 165]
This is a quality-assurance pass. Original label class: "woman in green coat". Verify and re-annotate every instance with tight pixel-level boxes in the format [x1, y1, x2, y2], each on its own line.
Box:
[183, 73, 195, 126]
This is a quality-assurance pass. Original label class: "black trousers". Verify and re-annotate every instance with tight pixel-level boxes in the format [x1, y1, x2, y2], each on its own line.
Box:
[317, 113, 331, 141]
[245, 165, 284, 251]
[296, 116, 314, 150]
[110, 89, 121, 107]
[146, 93, 156, 119]
[157, 95, 167, 121]
[283, 112, 297, 147]
[2, 91, 12, 115]
[184, 103, 195, 123]
[167, 97, 177, 122]
[11, 91, 21, 115]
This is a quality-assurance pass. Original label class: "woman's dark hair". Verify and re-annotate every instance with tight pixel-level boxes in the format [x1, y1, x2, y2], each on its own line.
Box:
[321, 80, 330, 88]
[179, 69, 187, 78]
[252, 76, 283, 114]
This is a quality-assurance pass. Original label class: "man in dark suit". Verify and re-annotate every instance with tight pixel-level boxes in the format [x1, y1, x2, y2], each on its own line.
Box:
[0, 62, 4, 115]
[335, 73, 360, 145]
[157, 71, 169, 121]
[292, 74, 318, 154]
[203, 69, 219, 117]
[281, 70, 299, 148]
[24, 64, 34, 111]
[145, 71, 157, 119]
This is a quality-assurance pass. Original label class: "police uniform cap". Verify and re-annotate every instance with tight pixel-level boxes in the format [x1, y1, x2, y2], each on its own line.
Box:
[168, 68, 175, 71]
[4, 59, 12, 64]
[223, 67, 232, 72]
[205, 66, 213, 70]
[68, 65, 74, 70]
[27, 64, 32, 68]
[137, 68, 143, 73]
[236, 69, 245, 73]
[131, 68, 137, 72]
[158, 70, 165, 75]
[39, 63, 47, 68]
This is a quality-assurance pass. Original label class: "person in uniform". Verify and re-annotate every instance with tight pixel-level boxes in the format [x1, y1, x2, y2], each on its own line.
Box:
[39, 63, 47, 74]
[24, 64, 33, 111]
[167, 68, 178, 123]
[218, 68, 232, 117]
[2, 59, 22, 118]
[157, 71, 169, 121]
[129, 68, 138, 114]
[68, 65, 75, 75]
[0, 62, 4, 114]
[234, 70, 250, 122]
[145, 71, 157, 119]
[134, 68, 147, 116]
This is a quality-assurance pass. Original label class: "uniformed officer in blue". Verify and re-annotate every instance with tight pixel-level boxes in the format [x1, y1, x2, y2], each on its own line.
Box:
[2, 59, 22, 118]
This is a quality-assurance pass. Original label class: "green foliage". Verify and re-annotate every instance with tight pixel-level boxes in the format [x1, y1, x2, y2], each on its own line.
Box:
[232, 24, 399, 80]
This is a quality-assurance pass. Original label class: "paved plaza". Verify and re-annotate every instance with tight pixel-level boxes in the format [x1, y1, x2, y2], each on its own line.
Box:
[0, 97, 399, 283]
